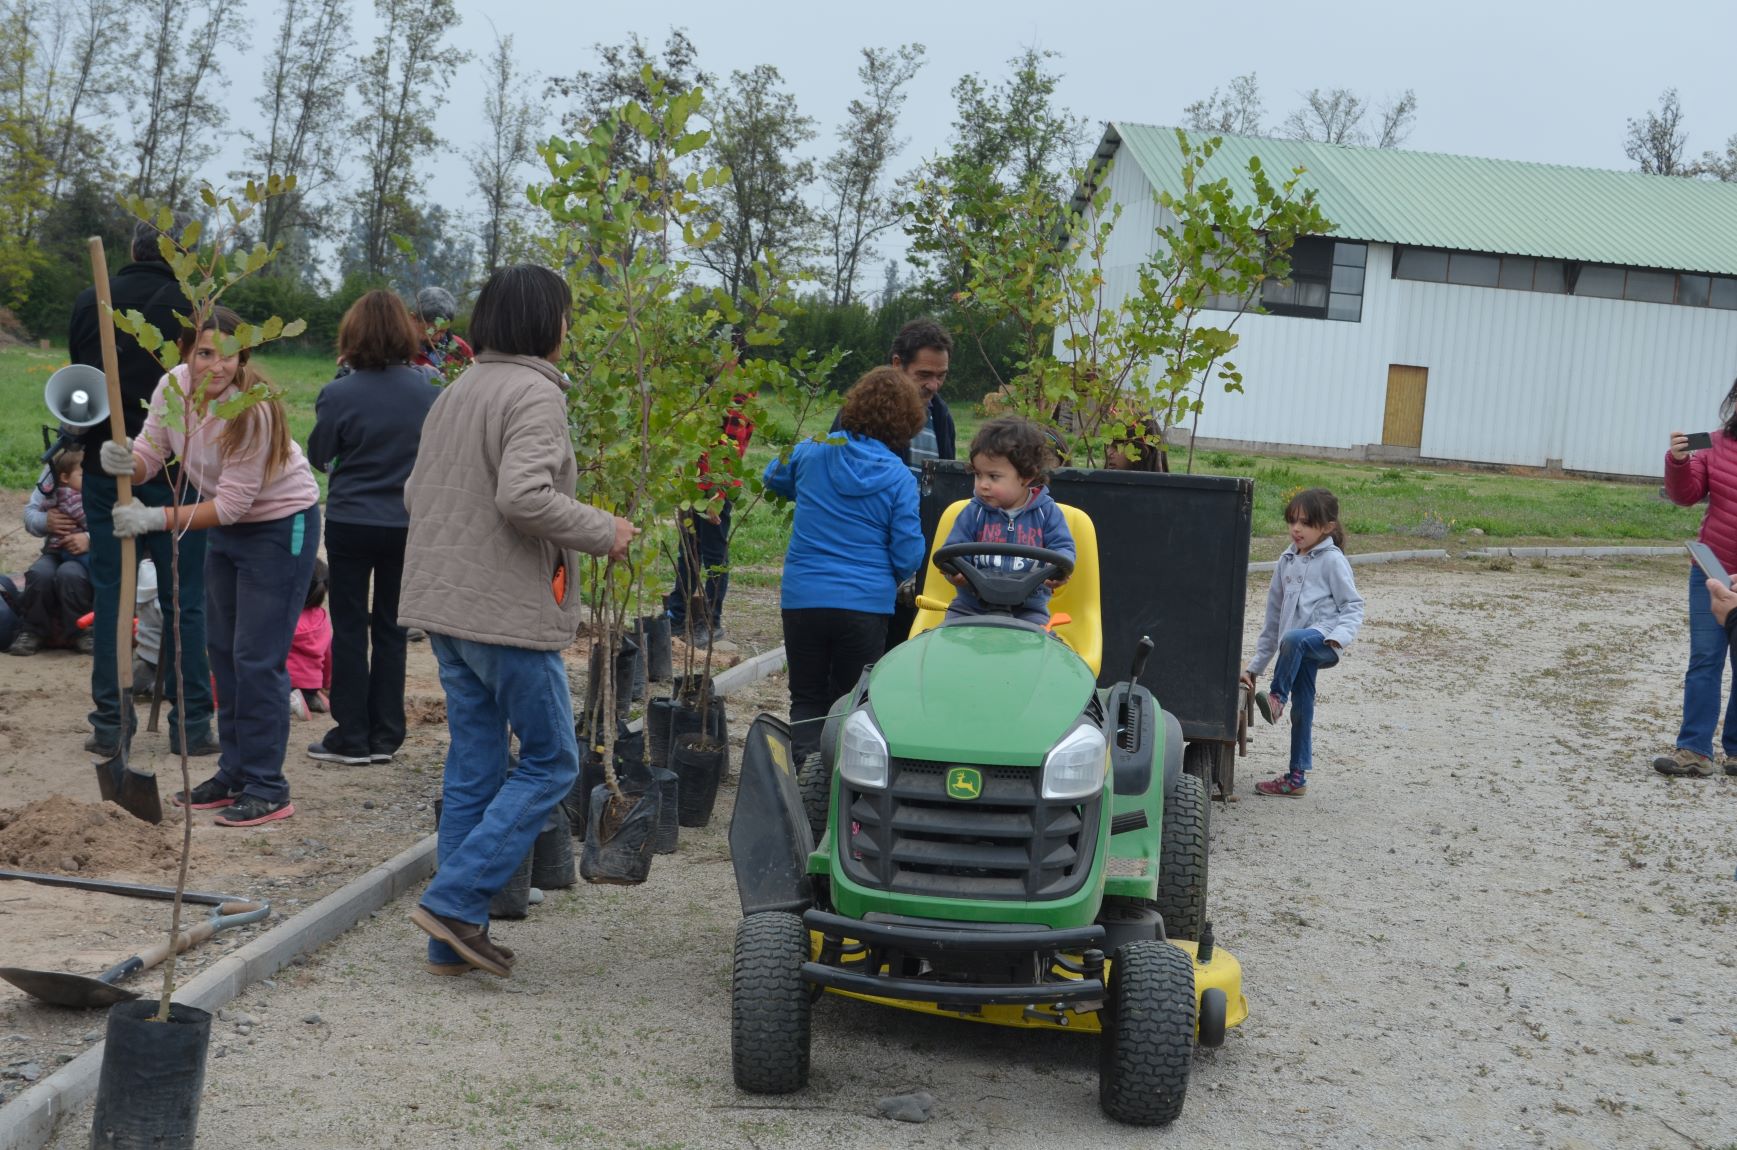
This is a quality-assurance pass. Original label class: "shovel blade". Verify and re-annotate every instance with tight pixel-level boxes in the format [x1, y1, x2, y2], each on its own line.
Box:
[93, 755, 123, 803]
[0, 966, 138, 1009]
[95, 746, 163, 825]
[117, 766, 163, 825]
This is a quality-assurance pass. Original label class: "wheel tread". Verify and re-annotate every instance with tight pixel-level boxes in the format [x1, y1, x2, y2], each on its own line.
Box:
[730, 912, 812, 1093]
[1099, 940, 1197, 1125]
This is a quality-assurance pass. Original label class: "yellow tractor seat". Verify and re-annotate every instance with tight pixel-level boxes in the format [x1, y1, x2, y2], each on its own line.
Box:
[909, 500, 1102, 676]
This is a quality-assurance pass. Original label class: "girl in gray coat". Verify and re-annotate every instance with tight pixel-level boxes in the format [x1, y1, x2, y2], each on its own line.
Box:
[1240, 488, 1365, 797]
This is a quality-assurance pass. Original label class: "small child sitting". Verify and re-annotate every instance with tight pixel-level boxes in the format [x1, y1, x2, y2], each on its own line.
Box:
[14, 446, 93, 655]
[943, 417, 1075, 626]
[288, 559, 332, 720]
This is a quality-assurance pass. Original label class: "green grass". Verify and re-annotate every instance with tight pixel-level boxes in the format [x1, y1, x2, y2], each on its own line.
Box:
[0, 344, 335, 488]
[3, 345, 1699, 568]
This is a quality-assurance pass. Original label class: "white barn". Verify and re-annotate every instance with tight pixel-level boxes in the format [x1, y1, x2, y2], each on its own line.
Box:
[1074, 124, 1737, 478]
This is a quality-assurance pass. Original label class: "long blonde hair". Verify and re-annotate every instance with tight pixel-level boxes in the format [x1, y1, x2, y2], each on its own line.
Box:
[177, 306, 292, 480]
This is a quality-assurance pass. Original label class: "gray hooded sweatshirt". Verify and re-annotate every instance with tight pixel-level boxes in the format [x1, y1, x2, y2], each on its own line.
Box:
[1246, 538, 1365, 676]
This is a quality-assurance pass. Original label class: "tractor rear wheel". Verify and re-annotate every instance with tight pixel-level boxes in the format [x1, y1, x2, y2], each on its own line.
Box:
[731, 912, 812, 1093]
[1153, 771, 1208, 941]
[1098, 940, 1196, 1126]
[797, 752, 830, 845]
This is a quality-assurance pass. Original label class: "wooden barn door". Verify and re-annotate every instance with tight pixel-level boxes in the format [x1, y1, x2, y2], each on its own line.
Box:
[1382, 365, 1428, 448]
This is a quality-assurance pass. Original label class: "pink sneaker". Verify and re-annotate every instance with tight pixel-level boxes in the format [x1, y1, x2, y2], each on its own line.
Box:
[1255, 691, 1285, 724]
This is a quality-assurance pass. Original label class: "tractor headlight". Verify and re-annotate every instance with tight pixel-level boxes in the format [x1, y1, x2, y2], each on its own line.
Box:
[837, 709, 889, 790]
[1041, 724, 1107, 801]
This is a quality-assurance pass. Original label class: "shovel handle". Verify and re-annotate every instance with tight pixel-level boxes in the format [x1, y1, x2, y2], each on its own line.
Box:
[88, 236, 135, 695]
[130, 917, 219, 973]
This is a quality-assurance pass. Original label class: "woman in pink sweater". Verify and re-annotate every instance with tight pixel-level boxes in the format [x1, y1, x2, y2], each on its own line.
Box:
[1657, 395, 1737, 779]
[100, 306, 322, 826]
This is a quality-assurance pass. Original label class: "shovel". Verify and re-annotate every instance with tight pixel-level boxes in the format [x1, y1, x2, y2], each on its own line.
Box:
[0, 899, 268, 1009]
[87, 235, 161, 825]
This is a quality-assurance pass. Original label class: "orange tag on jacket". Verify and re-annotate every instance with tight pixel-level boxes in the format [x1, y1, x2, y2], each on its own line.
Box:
[552, 560, 567, 606]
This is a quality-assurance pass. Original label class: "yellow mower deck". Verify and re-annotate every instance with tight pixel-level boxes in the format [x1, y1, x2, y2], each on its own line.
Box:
[807, 931, 1248, 1037]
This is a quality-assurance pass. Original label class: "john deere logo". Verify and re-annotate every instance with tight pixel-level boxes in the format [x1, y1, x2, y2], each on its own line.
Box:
[946, 768, 983, 800]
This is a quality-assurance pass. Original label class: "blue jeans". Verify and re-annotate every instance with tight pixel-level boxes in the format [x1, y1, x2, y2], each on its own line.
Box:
[205, 506, 320, 803]
[82, 471, 213, 746]
[1675, 565, 1737, 758]
[422, 633, 579, 961]
[1268, 627, 1339, 776]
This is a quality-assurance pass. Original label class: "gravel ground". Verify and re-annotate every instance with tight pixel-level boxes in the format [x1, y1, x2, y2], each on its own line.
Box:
[25, 557, 1737, 1149]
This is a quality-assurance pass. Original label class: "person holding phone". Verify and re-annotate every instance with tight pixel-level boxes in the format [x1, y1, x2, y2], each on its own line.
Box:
[1657, 391, 1737, 778]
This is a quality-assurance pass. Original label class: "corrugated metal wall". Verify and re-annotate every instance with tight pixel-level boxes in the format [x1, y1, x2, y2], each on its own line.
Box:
[1085, 153, 1737, 477]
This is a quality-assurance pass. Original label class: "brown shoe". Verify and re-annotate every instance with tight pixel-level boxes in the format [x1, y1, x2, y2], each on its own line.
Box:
[410, 906, 512, 977]
[425, 961, 471, 977]
[1652, 747, 1715, 778]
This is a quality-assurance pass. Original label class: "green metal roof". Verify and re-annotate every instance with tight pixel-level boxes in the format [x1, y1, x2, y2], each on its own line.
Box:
[1102, 122, 1737, 276]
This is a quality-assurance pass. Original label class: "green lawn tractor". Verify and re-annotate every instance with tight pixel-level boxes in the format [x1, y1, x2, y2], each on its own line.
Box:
[728, 503, 1247, 1126]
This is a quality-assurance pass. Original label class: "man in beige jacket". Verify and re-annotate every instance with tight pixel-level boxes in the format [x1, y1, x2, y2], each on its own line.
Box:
[399, 264, 635, 978]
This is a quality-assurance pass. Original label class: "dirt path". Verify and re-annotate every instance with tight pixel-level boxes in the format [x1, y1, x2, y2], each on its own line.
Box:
[16, 555, 1731, 1148]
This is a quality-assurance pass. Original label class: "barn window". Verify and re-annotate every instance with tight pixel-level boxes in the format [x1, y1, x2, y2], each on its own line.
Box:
[1678, 275, 1711, 307]
[1533, 260, 1568, 293]
[1394, 247, 1448, 282]
[1712, 278, 1737, 310]
[1497, 256, 1536, 290]
[1447, 253, 1501, 287]
[1574, 265, 1625, 299]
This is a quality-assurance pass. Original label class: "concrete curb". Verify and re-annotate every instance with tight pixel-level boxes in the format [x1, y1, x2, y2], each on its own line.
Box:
[1463, 545, 1682, 559]
[1248, 548, 1449, 573]
[1248, 544, 1683, 573]
[0, 645, 791, 1150]
[0, 833, 438, 1150]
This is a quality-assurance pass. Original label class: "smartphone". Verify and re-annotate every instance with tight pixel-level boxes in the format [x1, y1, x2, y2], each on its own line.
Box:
[1687, 541, 1732, 587]
[1686, 431, 1715, 452]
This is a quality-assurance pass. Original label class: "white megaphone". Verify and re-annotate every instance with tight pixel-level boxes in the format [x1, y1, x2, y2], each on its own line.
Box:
[44, 363, 109, 429]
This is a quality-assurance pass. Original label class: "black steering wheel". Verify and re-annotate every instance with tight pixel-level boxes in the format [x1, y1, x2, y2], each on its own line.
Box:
[933, 542, 1074, 612]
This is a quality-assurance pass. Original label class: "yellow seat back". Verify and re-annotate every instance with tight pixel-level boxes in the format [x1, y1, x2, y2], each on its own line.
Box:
[909, 500, 1102, 677]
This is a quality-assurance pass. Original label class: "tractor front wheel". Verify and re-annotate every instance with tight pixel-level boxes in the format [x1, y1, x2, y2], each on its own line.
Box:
[1098, 940, 1196, 1126]
[731, 912, 812, 1093]
[797, 752, 830, 845]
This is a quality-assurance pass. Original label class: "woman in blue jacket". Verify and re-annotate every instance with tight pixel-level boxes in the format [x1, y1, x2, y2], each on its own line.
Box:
[764, 366, 927, 762]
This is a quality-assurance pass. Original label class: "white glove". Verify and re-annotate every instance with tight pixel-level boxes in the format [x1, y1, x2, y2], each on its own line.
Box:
[110, 500, 166, 538]
[99, 439, 136, 477]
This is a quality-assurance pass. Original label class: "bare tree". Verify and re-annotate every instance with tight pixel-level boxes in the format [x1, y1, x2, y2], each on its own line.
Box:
[1283, 86, 1417, 149]
[352, 0, 468, 279]
[820, 43, 923, 307]
[13, 0, 127, 215]
[1624, 88, 1690, 176]
[1697, 133, 1737, 182]
[470, 24, 541, 273]
[1182, 72, 1264, 135]
[124, 0, 240, 206]
[694, 63, 817, 305]
[1373, 90, 1418, 148]
[238, 0, 353, 268]
[1282, 88, 1367, 145]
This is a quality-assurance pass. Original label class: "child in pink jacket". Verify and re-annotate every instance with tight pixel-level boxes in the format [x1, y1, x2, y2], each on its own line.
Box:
[289, 559, 332, 720]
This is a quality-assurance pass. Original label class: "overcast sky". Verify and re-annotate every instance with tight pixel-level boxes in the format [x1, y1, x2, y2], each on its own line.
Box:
[210, 0, 1737, 278]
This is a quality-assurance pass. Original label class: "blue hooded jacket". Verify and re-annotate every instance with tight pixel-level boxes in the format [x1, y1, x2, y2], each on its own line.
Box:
[763, 433, 924, 613]
[944, 487, 1074, 616]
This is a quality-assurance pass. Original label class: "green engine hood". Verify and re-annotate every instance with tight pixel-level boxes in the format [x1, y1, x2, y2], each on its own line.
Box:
[867, 623, 1097, 766]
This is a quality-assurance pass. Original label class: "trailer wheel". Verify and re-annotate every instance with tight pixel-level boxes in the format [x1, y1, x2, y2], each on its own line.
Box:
[797, 752, 830, 845]
[1182, 741, 1215, 784]
[1099, 940, 1196, 1126]
[1154, 772, 1208, 941]
[731, 912, 812, 1094]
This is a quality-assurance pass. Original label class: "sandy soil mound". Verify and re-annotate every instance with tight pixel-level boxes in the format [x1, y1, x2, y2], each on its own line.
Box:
[0, 795, 202, 876]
